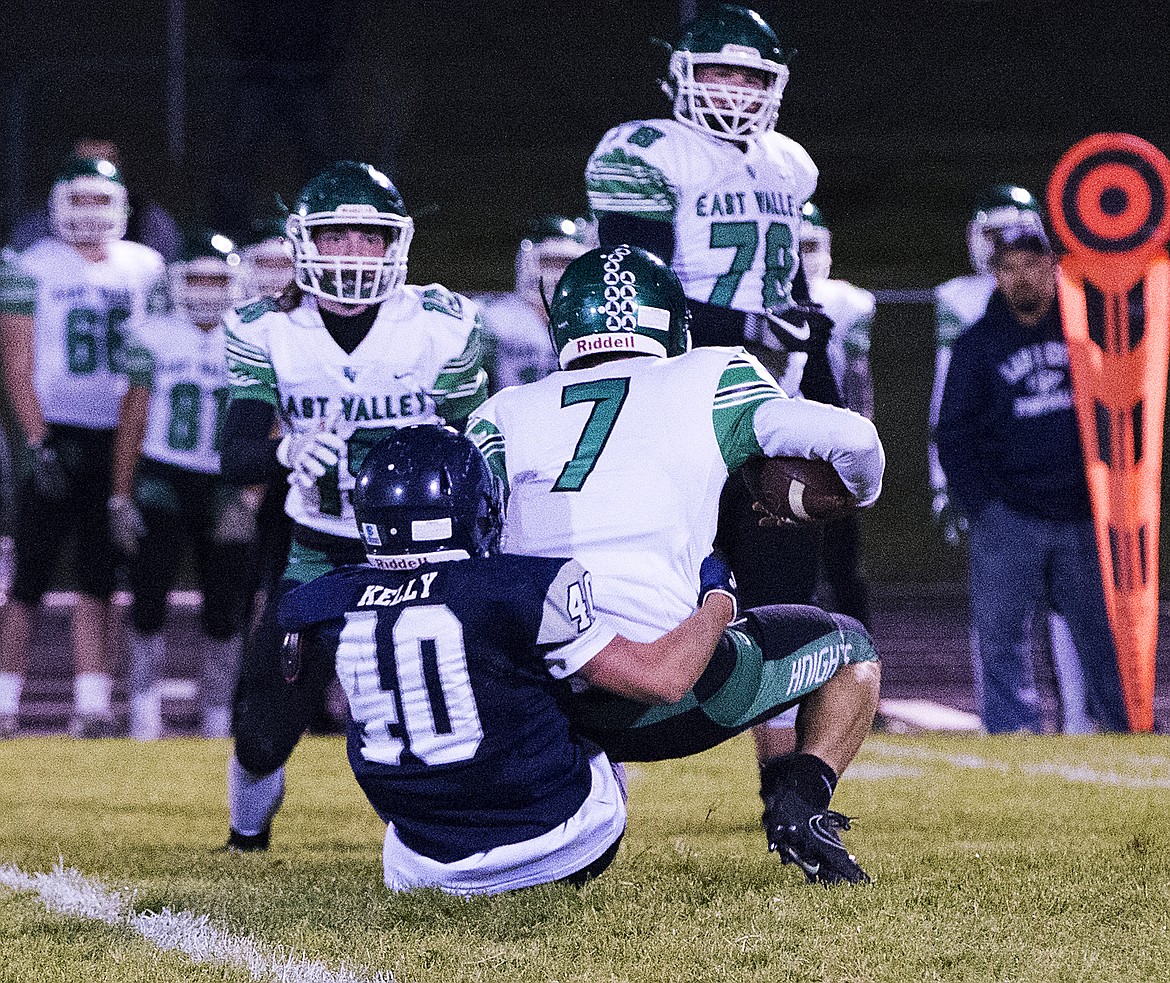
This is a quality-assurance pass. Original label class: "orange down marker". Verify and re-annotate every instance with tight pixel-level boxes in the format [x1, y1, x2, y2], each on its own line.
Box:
[1048, 133, 1170, 731]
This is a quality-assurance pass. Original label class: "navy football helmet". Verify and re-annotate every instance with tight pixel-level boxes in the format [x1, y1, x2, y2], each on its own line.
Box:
[353, 425, 502, 568]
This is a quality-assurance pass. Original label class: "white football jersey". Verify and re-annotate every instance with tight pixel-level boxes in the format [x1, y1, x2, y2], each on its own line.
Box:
[587, 119, 817, 312]
[935, 273, 995, 350]
[226, 286, 488, 538]
[475, 292, 559, 391]
[808, 277, 876, 394]
[0, 237, 166, 428]
[929, 273, 995, 489]
[468, 348, 883, 641]
[124, 312, 228, 474]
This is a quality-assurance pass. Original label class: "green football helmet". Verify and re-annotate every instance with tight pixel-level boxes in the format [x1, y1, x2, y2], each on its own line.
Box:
[798, 200, 832, 282]
[48, 156, 129, 245]
[967, 184, 1043, 274]
[549, 245, 690, 369]
[668, 4, 792, 141]
[170, 230, 243, 325]
[286, 161, 413, 304]
[514, 215, 597, 306]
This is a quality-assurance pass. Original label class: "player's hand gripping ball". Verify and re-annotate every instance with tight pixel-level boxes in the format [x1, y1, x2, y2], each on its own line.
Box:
[740, 455, 855, 527]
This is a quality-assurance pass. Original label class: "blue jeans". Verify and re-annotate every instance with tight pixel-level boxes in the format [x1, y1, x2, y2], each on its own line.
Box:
[969, 501, 1130, 734]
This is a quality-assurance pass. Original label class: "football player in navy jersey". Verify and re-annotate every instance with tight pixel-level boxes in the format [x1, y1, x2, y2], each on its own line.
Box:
[279, 425, 735, 894]
[281, 424, 880, 891]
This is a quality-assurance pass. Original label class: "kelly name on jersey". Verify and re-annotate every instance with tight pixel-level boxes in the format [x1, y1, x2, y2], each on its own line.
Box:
[586, 119, 817, 311]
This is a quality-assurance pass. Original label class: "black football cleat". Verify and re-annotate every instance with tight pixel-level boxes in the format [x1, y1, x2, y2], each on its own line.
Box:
[219, 825, 271, 853]
[764, 789, 871, 886]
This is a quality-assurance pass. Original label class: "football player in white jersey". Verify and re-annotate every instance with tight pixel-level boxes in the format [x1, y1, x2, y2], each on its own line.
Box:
[588, 4, 859, 823]
[0, 156, 166, 738]
[239, 217, 295, 299]
[109, 230, 255, 741]
[930, 186, 1090, 733]
[798, 201, 875, 623]
[469, 246, 885, 884]
[477, 216, 595, 392]
[586, 4, 818, 352]
[218, 161, 488, 851]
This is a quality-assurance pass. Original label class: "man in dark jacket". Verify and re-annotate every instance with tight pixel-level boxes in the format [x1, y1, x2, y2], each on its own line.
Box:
[936, 222, 1130, 734]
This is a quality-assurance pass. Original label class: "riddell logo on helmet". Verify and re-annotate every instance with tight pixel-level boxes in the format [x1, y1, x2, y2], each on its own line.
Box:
[575, 334, 637, 355]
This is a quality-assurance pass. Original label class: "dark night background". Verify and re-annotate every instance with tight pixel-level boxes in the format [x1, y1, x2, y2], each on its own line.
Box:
[3, 0, 1169, 583]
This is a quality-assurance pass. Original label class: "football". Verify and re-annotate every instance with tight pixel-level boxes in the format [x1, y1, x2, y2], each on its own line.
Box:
[740, 455, 855, 524]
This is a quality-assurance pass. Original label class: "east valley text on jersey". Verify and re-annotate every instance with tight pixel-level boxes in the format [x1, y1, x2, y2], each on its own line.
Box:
[224, 285, 488, 538]
[278, 554, 616, 864]
[586, 119, 817, 312]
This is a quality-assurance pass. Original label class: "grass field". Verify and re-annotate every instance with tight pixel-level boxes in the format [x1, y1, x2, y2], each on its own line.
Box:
[2, 732, 1168, 983]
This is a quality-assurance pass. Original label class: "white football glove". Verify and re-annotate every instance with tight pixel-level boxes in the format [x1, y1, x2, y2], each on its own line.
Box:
[108, 494, 146, 556]
[277, 431, 347, 489]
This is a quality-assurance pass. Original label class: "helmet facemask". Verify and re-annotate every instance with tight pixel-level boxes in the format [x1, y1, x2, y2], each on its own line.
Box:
[242, 236, 295, 297]
[669, 49, 787, 140]
[171, 253, 243, 326]
[967, 206, 1046, 275]
[799, 225, 832, 282]
[287, 206, 414, 305]
[49, 173, 129, 245]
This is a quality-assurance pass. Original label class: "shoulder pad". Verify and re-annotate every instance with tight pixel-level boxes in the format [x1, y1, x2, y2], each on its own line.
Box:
[420, 284, 467, 319]
[235, 295, 283, 324]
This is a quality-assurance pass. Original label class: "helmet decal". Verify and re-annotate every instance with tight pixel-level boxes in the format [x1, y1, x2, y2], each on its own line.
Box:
[549, 245, 691, 368]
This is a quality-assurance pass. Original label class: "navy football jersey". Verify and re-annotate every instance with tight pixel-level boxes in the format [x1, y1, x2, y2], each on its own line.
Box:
[279, 554, 616, 864]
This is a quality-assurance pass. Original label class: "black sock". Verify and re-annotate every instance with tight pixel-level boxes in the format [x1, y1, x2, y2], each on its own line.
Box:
[759, 752, 839, 811]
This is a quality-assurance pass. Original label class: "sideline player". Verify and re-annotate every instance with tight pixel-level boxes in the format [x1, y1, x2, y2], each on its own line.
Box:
[0, 156, 166, 737]
[469, 245, 884, 884]
[477, 216, 594, 392]
[930, 185, 1090, 732]
[279, 425, 738, 895]
[219, 161, 487, 850]
[109, 230, 255, 740]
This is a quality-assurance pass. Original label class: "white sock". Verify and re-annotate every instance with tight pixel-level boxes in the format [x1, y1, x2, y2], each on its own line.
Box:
[0, 671, 23, 717]
[201, 706, 232, 739]
[73, 672, 112, 717]
[130, 689, 163, 741]
[227, 754, 285, 836]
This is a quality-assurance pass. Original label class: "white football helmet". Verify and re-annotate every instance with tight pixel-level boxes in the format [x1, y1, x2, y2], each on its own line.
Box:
[514, 215, 597, 306]
[48, 157, 129, 245]
[967, 185, 1044, 274]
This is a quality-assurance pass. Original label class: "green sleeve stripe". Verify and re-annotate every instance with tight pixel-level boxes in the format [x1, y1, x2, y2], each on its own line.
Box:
[713, 356, 782, 471]
[124, 345, 155, 389]
[935, 306, 965, 348]
[224, 328, 268, 362]
[229, 381, 278, 407]
[586, 149, 676, 217]
[436, 371, 489, 424]
[228, 360, 278, 391]
[466, 418, 509, 497]
[0, 267, 37, 315]
[437, 322, 483, 376]
[844, 318, 873, 355]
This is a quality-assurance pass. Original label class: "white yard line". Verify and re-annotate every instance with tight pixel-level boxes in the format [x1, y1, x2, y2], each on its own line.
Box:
[864, 738, 1170, 789]
[0, 863, 394, 983]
